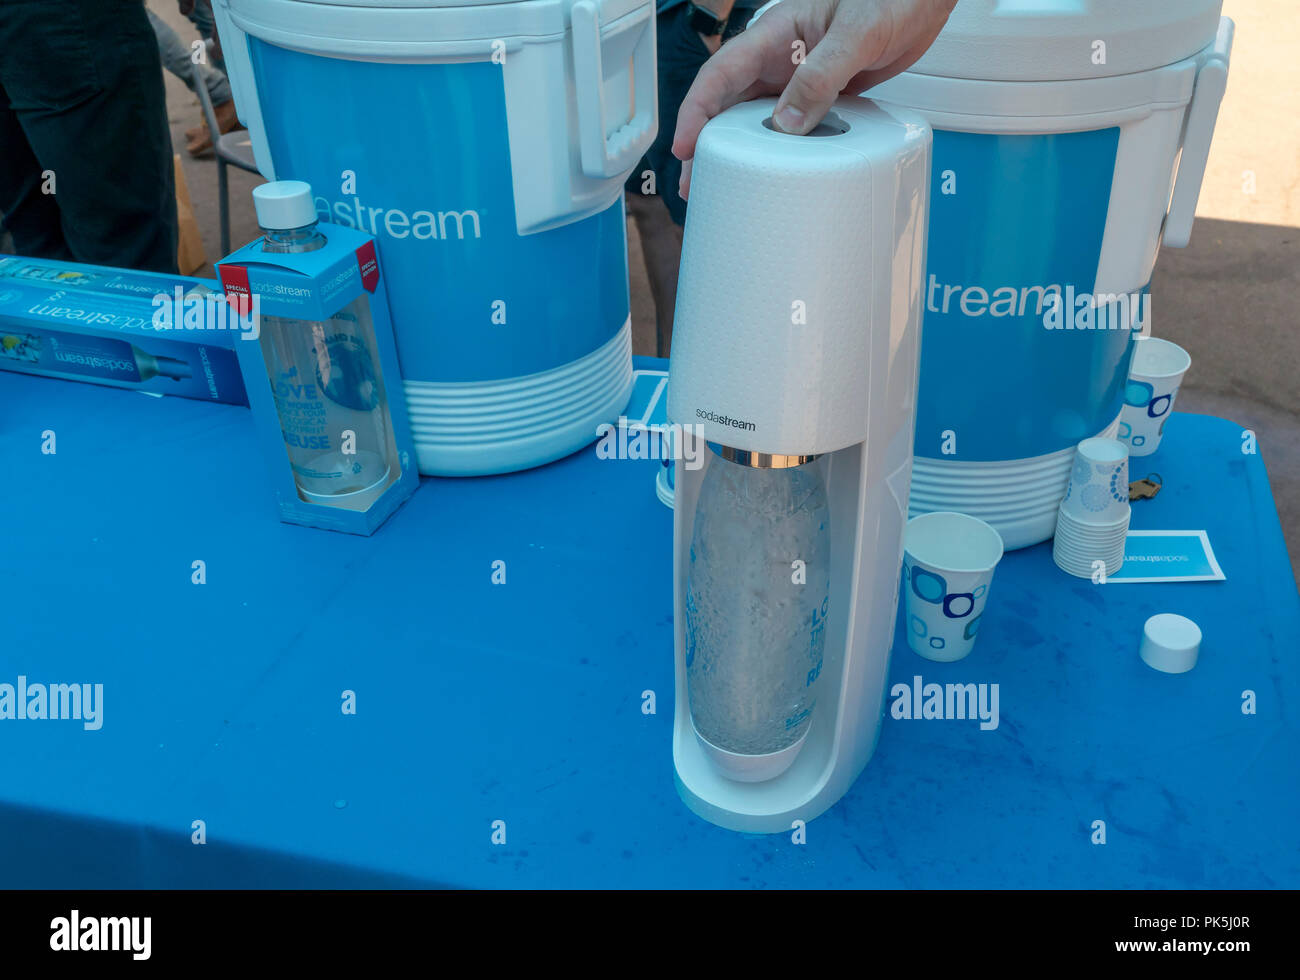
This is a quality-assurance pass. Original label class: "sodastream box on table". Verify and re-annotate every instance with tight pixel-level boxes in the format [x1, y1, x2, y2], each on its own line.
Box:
[0, 256, 248, 404]
[217, 182, 418, 535]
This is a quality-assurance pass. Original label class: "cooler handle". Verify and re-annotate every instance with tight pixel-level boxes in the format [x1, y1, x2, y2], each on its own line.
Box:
[1163, 17, 1234, 249]
[572, 0, 658, 179]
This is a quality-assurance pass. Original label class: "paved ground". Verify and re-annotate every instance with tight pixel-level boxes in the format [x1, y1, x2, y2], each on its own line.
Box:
[147, 1, 1297, 578]
[1147, 0, 1300, 579]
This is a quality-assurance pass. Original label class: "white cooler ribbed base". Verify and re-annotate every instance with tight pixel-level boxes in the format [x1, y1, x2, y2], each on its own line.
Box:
[403, 319, 633, 477]
[909, 415, 1122, 550]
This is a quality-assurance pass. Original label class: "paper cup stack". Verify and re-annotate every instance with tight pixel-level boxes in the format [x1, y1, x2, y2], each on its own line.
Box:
[1053, 437, 1130, 578]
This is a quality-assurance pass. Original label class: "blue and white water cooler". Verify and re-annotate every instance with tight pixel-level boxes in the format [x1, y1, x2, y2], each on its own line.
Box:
[867, 0, 1233, 548]
[213, 0, 656, 475]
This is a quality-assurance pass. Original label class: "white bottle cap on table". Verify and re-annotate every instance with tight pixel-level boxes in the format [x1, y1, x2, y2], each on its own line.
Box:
[252, 180, 317, 230]
[1140, 613, 1202, 673]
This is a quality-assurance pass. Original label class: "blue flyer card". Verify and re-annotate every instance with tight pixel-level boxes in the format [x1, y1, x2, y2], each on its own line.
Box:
[1109, 530, 1226, 583]
[620, 368, 669, 430]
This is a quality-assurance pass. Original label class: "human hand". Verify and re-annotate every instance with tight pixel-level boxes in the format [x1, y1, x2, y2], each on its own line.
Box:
[673, 0, 957, 199]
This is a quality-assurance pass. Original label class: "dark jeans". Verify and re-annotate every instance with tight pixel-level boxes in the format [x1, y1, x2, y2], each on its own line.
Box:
[626, 4, 756, 227]
[0, 0, 178, 273]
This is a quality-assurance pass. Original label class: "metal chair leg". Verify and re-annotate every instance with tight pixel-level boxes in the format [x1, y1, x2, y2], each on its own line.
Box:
[218, 159, 230, 258]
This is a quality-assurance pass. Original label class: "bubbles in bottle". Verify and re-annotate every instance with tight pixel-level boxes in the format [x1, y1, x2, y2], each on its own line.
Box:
[686, 452, 830, 764]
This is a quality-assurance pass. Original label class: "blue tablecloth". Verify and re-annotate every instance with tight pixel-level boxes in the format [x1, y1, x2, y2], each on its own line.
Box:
[2, 362, 1297, 888]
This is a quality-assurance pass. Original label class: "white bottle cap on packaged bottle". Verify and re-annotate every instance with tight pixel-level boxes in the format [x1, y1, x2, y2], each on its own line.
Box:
[1140, 613, 1202, 673]
[252, 180, 317, 230]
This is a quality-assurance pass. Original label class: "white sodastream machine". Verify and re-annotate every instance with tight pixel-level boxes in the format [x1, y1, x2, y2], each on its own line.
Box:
[668, 98, 932, 832]
[212, 0, 657, 476]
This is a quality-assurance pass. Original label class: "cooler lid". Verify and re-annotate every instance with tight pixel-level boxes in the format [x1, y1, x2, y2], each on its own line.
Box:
[908, 0, 1225, 81]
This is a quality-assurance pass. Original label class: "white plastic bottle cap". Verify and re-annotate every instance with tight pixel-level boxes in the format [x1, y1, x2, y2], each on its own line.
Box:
[252, 180, 317, 231]
[1140, 613, 1202, 673]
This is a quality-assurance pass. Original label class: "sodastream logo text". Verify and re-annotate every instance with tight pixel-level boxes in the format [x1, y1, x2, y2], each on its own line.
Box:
[695, 408, 756, 432]
[52, 349, 135, 375]
[315, 195, 482, 242]
[924, 274, 1149, 331]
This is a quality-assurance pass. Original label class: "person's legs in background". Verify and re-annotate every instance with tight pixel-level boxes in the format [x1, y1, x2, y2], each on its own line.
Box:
[625, 4, 755, 357]
[0, 0, 178, 273]
[146, 6, 238, 156]
[183, 1, 226, 73]
[0, 82, 73, 261]
[148, 8, 232, 108]
[625, 190, 683, 359]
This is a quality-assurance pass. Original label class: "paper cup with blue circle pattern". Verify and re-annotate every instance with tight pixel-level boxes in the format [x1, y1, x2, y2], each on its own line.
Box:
[902, 512, 1004, 663]
[1061, 437, 1130, 525]
[1118, 337, 1191, 458]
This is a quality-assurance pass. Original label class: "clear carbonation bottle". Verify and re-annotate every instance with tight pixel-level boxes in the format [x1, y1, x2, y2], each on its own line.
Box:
[685, 445, 831, 779]
[252, 181, 397, 509]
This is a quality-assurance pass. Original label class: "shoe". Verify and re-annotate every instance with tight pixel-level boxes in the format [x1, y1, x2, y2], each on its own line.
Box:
[187, 99, 243, 157]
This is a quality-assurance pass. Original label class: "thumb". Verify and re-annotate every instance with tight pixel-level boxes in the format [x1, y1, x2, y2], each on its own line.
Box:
[771, 21, 867, 135]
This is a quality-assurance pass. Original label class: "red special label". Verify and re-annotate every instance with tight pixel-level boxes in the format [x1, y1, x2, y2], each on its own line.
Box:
[356, 241, 379, 293]
[219, 264, 253, 316]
